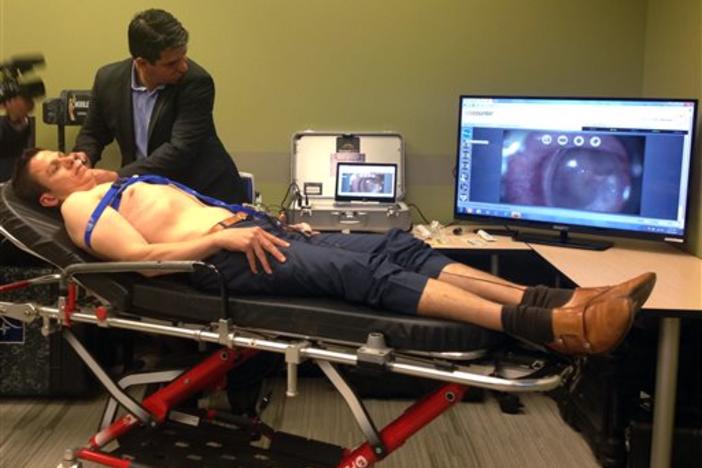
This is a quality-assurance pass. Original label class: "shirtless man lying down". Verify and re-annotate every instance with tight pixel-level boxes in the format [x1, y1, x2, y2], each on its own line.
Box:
[11, 148, 657, 355]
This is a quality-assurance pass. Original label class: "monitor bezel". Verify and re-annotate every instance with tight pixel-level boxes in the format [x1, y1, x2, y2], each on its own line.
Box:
[452, 94, 699, 244]
[335, 162, 398, 203]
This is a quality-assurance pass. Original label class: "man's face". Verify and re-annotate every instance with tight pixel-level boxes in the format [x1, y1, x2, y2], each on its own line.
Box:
[29, 150, 97, 206]
[139, 46, 189, 87]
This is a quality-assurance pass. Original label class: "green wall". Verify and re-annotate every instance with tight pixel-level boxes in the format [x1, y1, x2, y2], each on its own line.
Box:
[5, 0, 698, 256]
[642, 0, 702, 256]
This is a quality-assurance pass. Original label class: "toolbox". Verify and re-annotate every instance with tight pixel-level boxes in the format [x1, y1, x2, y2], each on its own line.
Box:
[286, 131, 412, 232]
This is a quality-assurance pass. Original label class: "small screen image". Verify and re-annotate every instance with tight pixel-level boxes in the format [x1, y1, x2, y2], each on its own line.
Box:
[501, 130, 644, 215]
[64, 90, 91, 124]
[335, 163, 397, 202]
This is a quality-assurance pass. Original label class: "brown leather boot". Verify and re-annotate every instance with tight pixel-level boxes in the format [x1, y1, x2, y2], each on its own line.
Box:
[598, 272, 656, 311]
[562, 285, 609, 307]
[548, 296, 634, 355]
[563, 272, 656, 310]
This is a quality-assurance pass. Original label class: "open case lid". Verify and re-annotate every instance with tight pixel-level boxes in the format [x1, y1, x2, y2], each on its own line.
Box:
[291, 131, 405, 200]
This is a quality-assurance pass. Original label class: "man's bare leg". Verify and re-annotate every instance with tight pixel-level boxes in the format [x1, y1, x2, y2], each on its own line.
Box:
[415, 276, 642, 355]
[436, 264, 656, 312]
[436, 263, 525, 306]
[416, 278, 505, 330]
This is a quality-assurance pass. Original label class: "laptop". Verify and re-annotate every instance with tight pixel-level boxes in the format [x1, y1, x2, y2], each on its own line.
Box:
[334, 162, 398, 206]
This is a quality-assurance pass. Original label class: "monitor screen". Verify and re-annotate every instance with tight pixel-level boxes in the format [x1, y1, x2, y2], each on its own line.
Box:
[335, 162, 397, 203]
[453, 96, 698, 245]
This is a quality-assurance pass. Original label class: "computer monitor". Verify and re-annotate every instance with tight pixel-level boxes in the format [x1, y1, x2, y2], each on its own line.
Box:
[335, 162, 397, 203]
[453, 96, 698, 250]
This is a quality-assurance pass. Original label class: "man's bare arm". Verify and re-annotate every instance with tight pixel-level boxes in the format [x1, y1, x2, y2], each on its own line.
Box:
[61, 193, 289, 274]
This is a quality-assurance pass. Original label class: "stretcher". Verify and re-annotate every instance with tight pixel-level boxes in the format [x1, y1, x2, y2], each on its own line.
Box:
[0, 182, 569, 467]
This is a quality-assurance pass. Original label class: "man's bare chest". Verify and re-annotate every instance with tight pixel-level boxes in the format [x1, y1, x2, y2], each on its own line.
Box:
[119, 184, 199, 224]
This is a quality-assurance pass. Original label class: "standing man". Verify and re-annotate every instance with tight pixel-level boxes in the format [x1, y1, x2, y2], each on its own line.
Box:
[74, 9, 247, 204]
[0, 96, 33, 182]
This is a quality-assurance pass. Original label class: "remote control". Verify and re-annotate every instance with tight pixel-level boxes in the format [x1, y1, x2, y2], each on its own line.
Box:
[476, 229, 496, 242]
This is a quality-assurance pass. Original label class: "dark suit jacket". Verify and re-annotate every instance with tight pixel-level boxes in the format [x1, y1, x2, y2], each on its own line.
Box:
[74, 58, 246, 203]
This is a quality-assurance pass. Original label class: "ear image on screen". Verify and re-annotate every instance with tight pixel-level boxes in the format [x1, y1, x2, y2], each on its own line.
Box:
[453, 96, 698, 247]
[335, 163, 397, 203]
[500, 130, 644, 215]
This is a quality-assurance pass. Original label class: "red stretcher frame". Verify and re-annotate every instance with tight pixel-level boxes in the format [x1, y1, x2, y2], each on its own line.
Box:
[69, 346, 466, 468]
[0, 272, 564, 468]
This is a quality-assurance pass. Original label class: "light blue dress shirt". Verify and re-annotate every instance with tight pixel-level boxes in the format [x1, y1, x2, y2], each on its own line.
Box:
[131, 63, 164, 160]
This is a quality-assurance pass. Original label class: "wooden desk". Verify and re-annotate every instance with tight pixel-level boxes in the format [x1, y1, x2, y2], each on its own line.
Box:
[416, 227, 531, 277]
[531, 240, 701, 468]
[421, 226, 702, 467]
[531, 240, 702, 313]
[419, 229, 531, 251]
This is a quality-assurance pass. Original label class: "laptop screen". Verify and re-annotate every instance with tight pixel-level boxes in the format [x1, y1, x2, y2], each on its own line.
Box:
[335, 162, 397, 203]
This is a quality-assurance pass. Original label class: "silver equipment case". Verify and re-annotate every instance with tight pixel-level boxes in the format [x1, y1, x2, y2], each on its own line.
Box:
[287, 131, 411, 232]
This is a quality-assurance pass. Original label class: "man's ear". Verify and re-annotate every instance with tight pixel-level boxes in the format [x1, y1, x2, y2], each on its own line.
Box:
[39, 192, 59, 207]
[134, 57, 154, 69]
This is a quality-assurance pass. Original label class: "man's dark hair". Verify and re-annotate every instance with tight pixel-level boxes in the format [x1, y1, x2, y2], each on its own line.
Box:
[128, 9, 189, 63]
[11, 147, 48, 206]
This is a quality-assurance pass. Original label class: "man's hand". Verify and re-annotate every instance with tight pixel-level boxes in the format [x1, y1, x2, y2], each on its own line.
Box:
[72, 151, 92, 167]
[2, 96, 34, 130]
[67, 151, 116, 183]
[92, 168, 119, 184]
[286, 222, 319, 237]
[215, 227, 290, 274]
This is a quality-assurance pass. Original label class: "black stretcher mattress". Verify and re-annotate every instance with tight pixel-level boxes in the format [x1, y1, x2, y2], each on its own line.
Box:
[0, 183, 503, 351]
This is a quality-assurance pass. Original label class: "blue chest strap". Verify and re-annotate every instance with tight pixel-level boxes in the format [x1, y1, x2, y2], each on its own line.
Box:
[83, 175, 266, 249]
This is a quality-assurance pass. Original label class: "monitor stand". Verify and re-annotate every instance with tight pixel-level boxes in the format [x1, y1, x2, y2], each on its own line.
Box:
[514, 230, 613, 251]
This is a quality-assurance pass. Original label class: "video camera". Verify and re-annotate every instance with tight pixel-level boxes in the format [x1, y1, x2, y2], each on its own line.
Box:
[0, 55, 46, 104]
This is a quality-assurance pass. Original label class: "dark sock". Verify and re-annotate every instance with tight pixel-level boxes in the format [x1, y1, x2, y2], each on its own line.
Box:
[501, 305, 554, 344]
[520, 285, 573, 309]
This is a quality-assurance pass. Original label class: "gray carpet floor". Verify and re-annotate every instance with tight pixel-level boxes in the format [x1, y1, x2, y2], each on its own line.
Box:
[0, 378, 600, 467]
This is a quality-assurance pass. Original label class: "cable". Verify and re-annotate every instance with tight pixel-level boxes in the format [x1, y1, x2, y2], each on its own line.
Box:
[407, 202, 430, 225]
[278, 183, 292, 209]
[279, 182, 302, 210]
[258, 202, 284, 213]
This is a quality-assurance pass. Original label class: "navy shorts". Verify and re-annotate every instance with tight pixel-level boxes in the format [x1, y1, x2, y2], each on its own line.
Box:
[191, 220, 453, 315]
